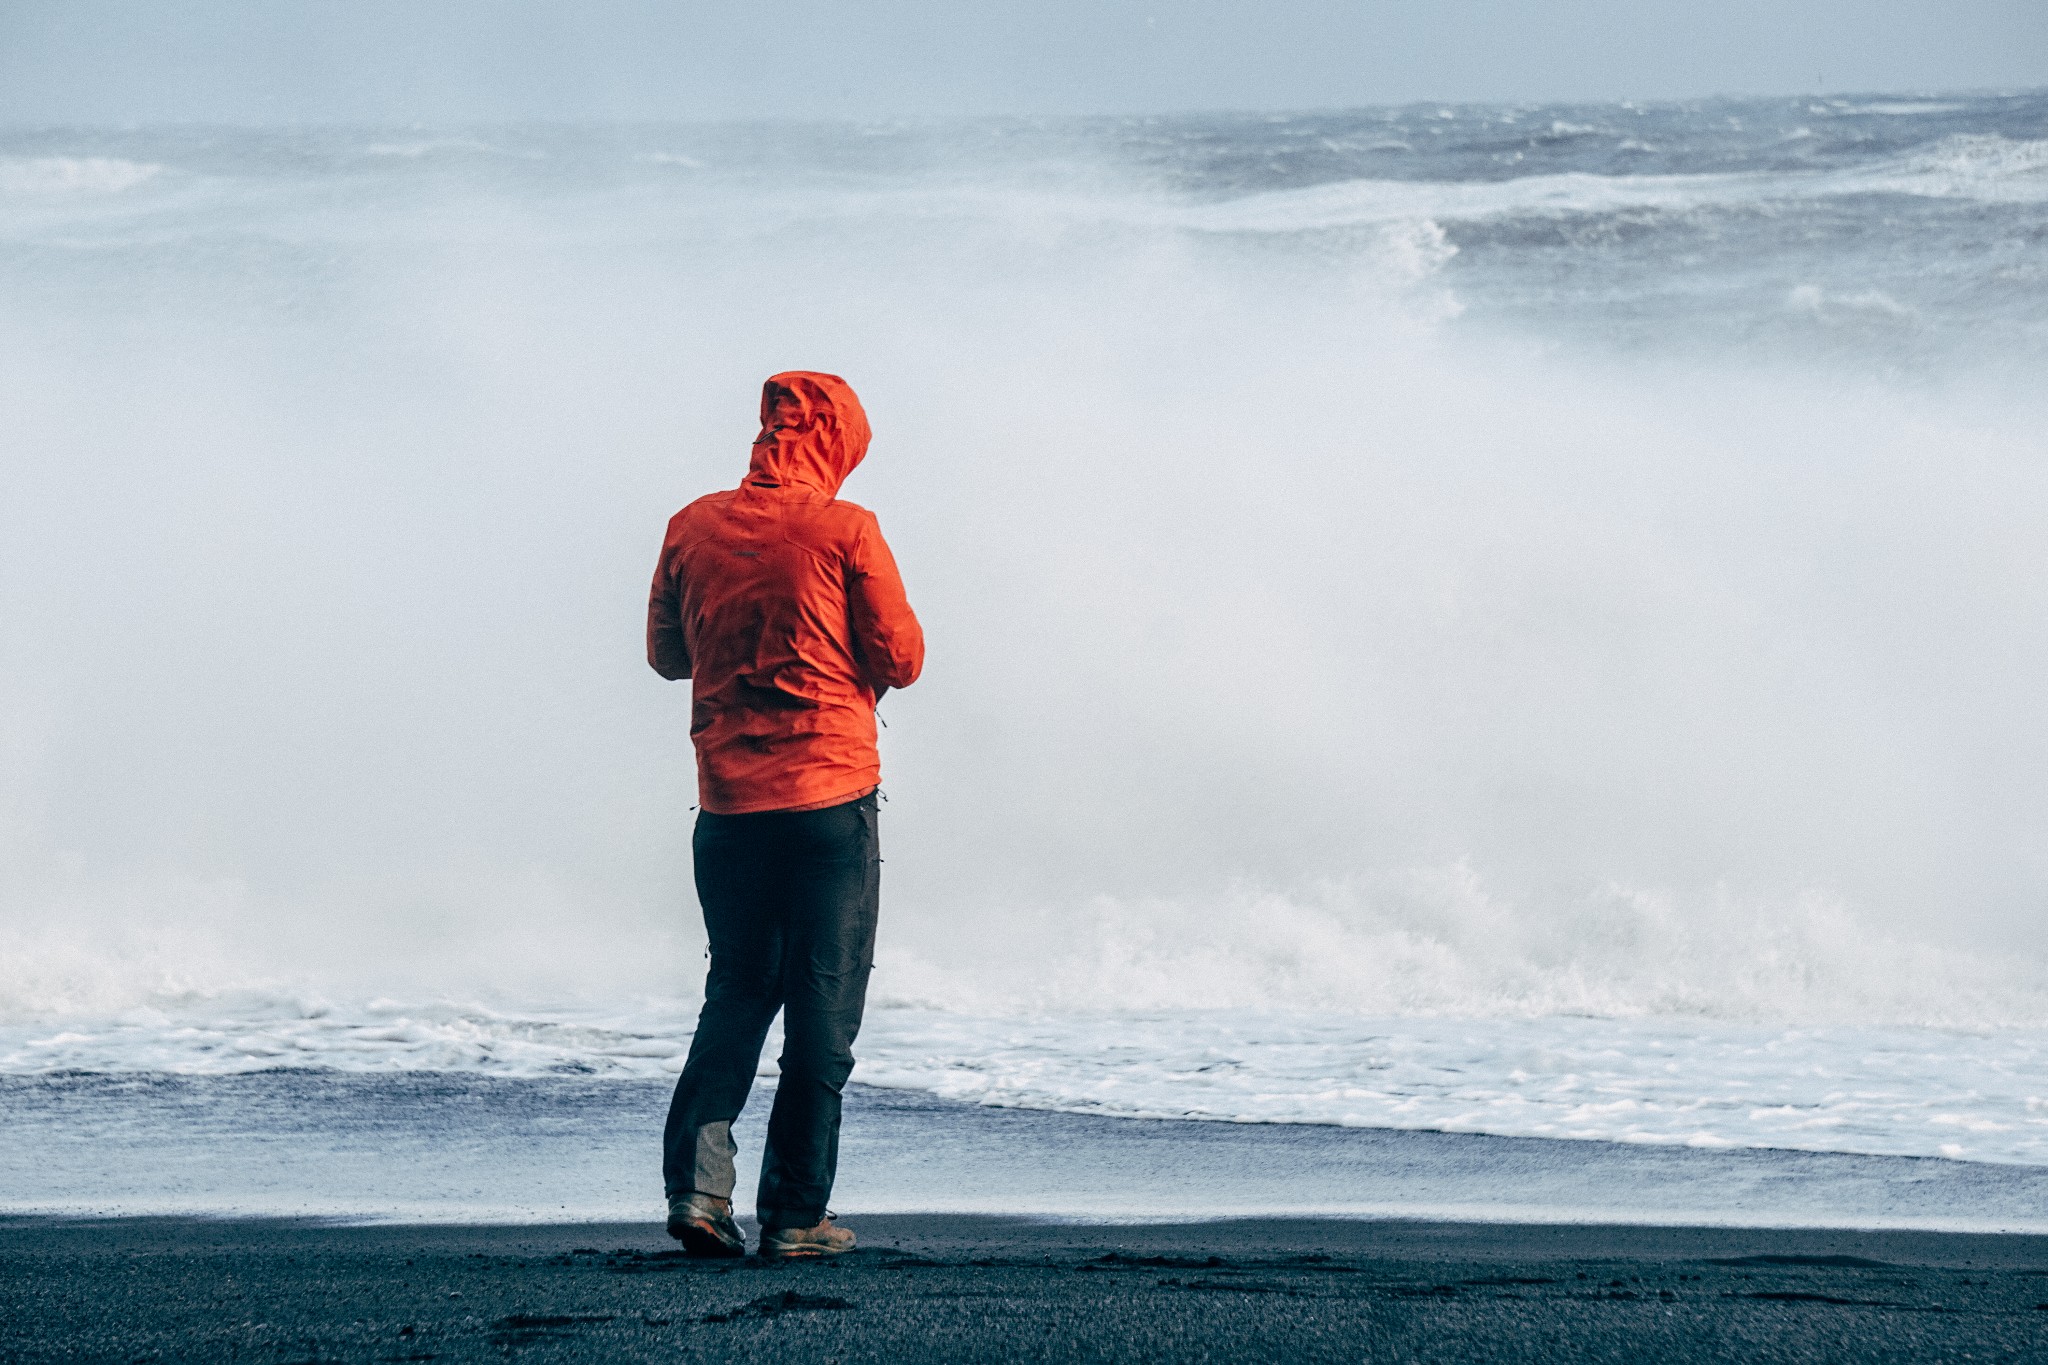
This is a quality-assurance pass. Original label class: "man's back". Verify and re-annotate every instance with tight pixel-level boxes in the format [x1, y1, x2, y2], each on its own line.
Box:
[648, 372, 922, 814]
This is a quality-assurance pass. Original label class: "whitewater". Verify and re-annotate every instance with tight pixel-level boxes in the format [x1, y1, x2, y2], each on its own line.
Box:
[4, 92, 2047, 1192]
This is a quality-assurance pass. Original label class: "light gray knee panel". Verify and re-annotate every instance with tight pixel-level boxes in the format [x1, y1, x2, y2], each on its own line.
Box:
[692, 1120, 738, 1198]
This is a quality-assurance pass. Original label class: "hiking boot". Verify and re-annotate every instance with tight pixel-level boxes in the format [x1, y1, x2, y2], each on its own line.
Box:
[667, 1192, 746, 1258]
[759, 1215, 856, 1260]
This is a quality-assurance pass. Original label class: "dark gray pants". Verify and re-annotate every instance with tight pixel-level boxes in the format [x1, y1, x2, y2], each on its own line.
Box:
[661, 792, 880, 1228]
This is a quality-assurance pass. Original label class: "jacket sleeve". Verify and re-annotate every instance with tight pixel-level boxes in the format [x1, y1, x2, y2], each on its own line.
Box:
[646, 534, 691, 681]
[847, 513, 923, 695]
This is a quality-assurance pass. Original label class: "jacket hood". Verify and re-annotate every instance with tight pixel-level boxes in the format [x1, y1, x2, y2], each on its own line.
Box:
[746, 371, 871, 497]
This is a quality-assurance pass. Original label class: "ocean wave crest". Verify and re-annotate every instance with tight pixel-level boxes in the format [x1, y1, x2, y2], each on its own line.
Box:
[1181, 131, 2048, 235]
[1874, 134, 2048, 200]
[0, 157, 162, 195]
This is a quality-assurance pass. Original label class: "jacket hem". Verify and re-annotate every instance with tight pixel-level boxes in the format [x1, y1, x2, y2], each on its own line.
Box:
[699, 777, 881, 817]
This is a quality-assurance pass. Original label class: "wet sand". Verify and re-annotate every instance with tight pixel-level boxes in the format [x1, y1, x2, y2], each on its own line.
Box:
[6, 1214, 2046, 1363]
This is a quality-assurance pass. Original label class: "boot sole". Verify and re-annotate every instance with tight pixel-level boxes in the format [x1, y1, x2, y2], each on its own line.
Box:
[669, 1219, 747, 1259]
[759, 1242, 854, 1260]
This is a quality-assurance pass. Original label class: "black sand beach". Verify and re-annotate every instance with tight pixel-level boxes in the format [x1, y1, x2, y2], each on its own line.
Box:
[7, 1214, 2046, 1364]
[12, 1075, 2048, 1359]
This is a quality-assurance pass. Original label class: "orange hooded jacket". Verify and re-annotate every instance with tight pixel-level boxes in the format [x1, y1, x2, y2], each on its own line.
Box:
[647, 373, 924, 815]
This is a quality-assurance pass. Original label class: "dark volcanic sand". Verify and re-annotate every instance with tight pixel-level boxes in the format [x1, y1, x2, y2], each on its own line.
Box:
[5, 1216, 2047, 1363]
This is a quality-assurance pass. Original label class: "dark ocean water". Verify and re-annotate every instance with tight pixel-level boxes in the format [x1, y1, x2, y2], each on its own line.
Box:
[3, 91, 2045, 362]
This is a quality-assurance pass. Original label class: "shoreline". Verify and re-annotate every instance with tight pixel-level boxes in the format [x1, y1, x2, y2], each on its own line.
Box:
[10, 1073, 2048, 1233]
[6, 1213, 2046, 1363]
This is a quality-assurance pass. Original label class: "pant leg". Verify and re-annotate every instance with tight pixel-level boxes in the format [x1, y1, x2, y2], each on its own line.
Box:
[756, 793, 881, 1227]
[661, 809, 785, 1200]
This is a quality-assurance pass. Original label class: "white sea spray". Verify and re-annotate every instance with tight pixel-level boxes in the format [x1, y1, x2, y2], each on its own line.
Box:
[2, 97, 2046, 1167]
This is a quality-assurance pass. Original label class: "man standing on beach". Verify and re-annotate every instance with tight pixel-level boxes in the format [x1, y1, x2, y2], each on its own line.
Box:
[646, 372, 924, 1259]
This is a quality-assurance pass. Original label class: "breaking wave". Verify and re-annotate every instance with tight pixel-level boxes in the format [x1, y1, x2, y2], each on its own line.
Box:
[879, 873, 2048, 1028]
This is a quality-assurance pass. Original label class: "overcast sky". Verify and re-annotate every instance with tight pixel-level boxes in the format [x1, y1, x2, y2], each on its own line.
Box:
[1, 0, 2042, 123]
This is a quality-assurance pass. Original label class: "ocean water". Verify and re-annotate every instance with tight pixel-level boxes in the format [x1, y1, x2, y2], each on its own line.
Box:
[13, 1075, 2048, 1229]
[4, 92, 2048, 1210]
